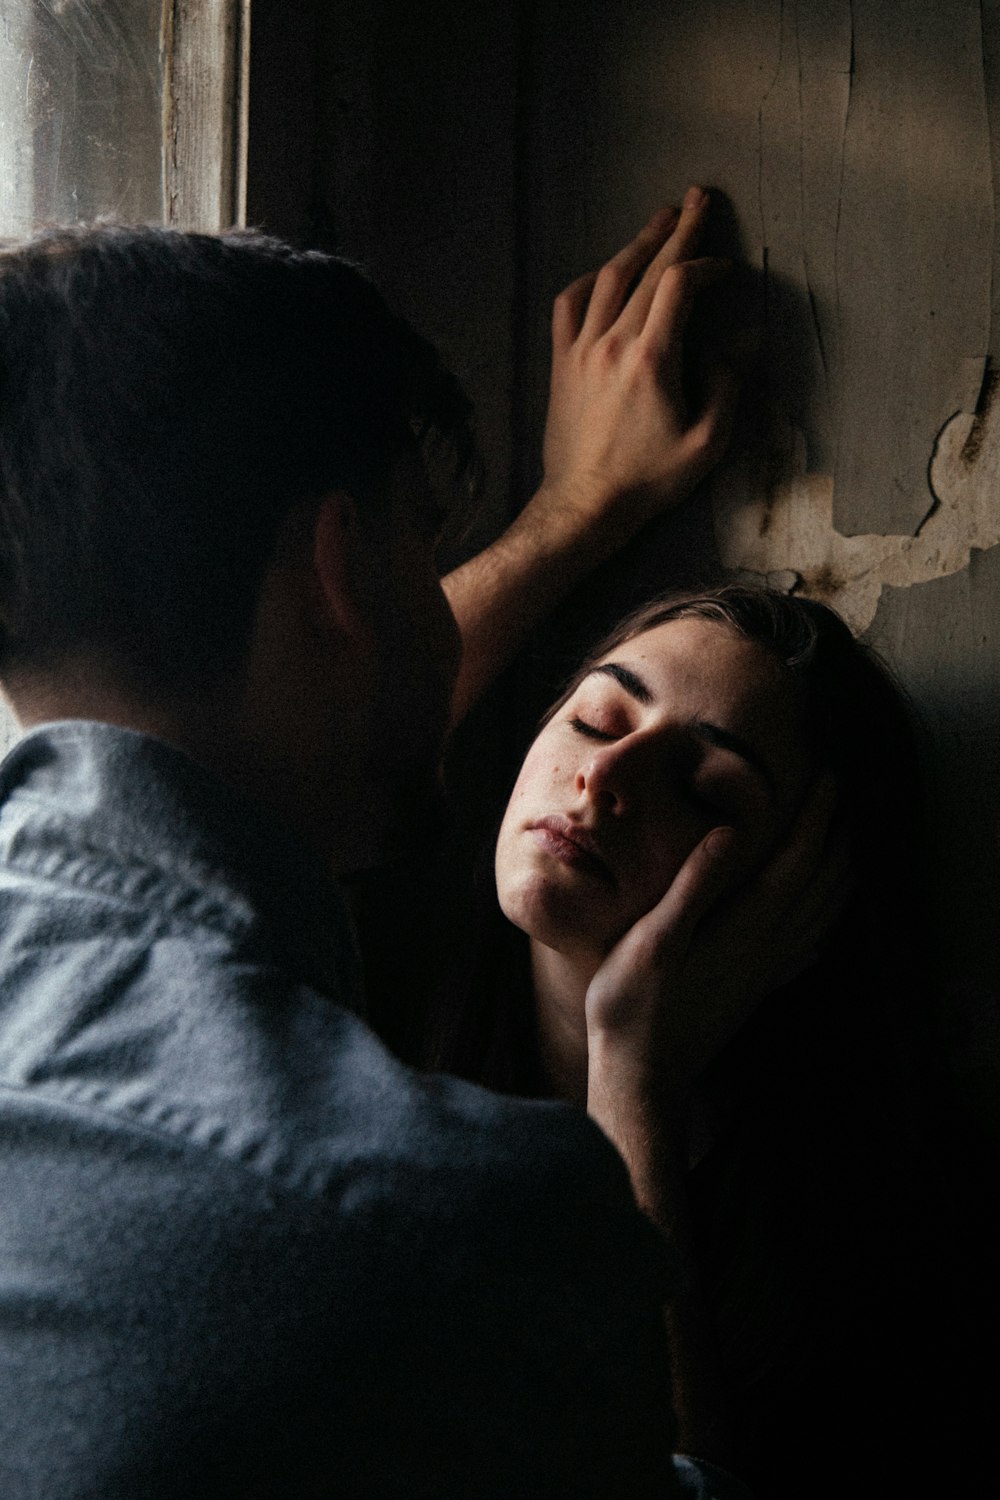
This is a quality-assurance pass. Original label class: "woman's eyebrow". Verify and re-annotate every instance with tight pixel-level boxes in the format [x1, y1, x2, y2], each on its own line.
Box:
[590, 662, 653, 702]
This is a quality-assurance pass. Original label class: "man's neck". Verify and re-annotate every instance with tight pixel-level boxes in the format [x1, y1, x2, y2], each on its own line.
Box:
[529, 939, 602, 1108]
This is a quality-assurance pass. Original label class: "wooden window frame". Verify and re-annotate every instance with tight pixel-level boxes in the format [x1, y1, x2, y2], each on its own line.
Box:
[162, 0, 251, 231]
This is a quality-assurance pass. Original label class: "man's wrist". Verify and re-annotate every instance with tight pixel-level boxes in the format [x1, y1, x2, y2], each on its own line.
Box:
[523, 475, 652, 561]
[587, 1100, 687, 1234]
[587, 1020, 695, 1112]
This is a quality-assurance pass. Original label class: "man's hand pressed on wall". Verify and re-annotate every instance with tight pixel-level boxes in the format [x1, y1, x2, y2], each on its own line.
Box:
[443, 187, 737, 723]
[538, 185, 735, 545]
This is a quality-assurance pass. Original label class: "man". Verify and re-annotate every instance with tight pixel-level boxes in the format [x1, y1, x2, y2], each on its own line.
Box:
[0, 201, 752, 1496]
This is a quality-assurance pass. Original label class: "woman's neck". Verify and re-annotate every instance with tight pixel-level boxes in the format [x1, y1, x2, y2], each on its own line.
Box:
[529, 939, 600, 1107]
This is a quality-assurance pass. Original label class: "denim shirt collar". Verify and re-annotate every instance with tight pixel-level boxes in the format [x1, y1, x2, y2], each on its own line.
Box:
[0, 720, 362, 1010]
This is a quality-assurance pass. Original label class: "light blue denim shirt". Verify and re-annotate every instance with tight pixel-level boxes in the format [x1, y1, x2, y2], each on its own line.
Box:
[0, 721, 749, 1500]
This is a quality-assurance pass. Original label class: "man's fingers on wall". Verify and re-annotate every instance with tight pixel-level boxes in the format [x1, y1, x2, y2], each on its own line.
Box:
[643, 256, 733, 360]
[663, 184, 709, 261]
[684, 357, 739, 466]
[552, 271, 599, 349]
[618, 185, 709, 334]
[581, 205, 680, 336]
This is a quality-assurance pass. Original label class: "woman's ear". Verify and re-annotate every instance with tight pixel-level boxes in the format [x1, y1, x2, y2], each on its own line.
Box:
[311, 491, 370, 644]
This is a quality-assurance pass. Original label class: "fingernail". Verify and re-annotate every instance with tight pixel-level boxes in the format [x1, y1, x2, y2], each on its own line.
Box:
[684, 185, 707, 209]
[705, 826, 736, 858]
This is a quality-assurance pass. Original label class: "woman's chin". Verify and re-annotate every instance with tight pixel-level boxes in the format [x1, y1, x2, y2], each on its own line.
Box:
[497, 874, 616, 959]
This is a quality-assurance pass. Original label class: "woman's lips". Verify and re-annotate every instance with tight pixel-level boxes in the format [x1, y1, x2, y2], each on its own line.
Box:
[529, 816, 617, 886]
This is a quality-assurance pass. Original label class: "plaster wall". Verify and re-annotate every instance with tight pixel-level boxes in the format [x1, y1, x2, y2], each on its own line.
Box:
[306, 0, 1000, 1112]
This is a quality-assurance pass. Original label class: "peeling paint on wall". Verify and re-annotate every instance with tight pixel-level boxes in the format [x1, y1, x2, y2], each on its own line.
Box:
[713, 365, 1000, 634]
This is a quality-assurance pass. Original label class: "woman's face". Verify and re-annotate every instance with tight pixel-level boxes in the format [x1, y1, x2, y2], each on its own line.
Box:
[495, 616, 812, 961]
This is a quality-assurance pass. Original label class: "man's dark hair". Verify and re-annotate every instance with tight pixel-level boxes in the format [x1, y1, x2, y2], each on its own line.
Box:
[0, 223, 472, 693]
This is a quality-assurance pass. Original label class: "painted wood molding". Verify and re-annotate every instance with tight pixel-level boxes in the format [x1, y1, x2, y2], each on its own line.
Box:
[162, 0, 251, 232]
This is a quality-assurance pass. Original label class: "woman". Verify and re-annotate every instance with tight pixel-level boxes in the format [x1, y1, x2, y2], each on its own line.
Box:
[419, 583, 974, 1496]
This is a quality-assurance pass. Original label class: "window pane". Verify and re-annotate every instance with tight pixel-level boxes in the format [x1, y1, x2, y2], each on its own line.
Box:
[0, 0, 165, 237]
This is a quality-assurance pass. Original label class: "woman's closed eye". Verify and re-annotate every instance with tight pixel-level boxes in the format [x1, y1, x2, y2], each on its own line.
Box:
[569, 715, 617, 742]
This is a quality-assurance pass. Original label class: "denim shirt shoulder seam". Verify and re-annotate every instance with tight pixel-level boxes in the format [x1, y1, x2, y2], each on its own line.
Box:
[0, 1074, 339, 1204]
[0, 833, 257, 946]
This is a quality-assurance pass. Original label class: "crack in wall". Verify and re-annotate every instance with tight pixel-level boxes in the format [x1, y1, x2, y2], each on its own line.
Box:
[981, 0, 998, 356]
[794, 3, 829, 387]
[756, 0, 786, 282]
[831, 0, 854, 362]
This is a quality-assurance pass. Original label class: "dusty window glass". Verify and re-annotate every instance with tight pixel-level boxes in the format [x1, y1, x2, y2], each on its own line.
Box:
[0, 0, 248, 238]
[0, 1, 165, 235]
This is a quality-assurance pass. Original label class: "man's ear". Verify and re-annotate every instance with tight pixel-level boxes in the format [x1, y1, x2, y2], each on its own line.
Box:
[311, 492, 371, 644]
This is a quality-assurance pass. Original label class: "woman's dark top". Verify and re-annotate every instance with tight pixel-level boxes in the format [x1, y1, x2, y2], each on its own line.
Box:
[355, 859, 997, 1499]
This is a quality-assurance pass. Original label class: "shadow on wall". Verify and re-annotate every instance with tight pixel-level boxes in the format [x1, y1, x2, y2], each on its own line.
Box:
[868, 543, 1000, 1141]
[694, 187, 829, 499]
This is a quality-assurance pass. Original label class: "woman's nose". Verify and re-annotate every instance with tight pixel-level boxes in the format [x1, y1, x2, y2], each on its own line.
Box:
[575, 743, 630, 809]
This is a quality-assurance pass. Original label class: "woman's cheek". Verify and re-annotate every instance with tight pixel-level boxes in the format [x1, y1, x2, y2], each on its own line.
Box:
[494, 812, 552, 934]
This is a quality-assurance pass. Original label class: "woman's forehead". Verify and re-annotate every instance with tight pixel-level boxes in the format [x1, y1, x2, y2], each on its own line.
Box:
[595, 616, 783, 691]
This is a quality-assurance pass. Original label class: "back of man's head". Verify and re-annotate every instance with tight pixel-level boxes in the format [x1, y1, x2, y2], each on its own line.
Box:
[0, 224, 469, 699]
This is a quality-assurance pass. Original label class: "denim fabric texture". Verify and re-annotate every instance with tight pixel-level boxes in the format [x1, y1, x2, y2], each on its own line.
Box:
[673, 1455, 755, 1499]
[0, 721, 692, 1498]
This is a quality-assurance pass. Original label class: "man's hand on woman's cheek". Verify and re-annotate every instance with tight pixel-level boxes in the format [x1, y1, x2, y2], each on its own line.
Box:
[584, 773, 846, 1137]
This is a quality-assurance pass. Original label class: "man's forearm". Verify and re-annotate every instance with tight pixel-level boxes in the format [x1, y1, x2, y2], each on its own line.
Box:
[442, 481, 634, 724]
